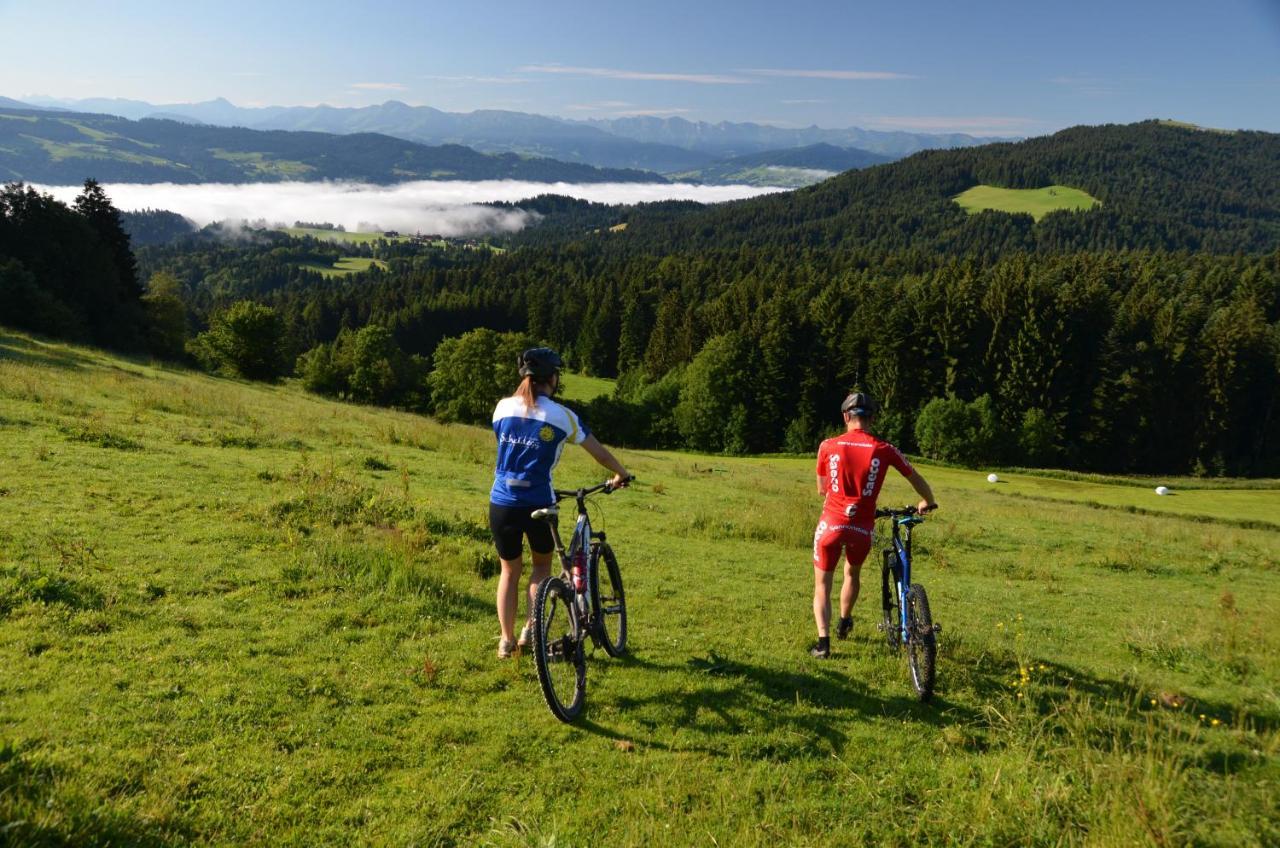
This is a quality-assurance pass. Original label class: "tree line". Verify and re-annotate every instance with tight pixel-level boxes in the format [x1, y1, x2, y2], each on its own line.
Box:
[6, 117, 1280, 477]
[136, 233, 1279, 477]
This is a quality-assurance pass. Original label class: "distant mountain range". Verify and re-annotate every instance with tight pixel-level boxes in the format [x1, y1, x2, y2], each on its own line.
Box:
[671, 143, 894, 187]
[12, 96, 1011, 175]
[0, 108, 660, 185]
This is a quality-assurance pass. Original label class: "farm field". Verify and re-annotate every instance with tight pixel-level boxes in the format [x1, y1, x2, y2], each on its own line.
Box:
[0, 329, 1276, 846]
[953, 184, 1100, 220]
[282, 227, 409, 245]
[295, 257, 388, 278]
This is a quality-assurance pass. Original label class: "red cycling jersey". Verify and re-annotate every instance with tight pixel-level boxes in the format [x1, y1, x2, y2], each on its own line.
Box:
[816, 429, 915, 530]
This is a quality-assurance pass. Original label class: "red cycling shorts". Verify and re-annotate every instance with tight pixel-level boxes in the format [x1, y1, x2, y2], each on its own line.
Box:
[812, 514, 873, 573]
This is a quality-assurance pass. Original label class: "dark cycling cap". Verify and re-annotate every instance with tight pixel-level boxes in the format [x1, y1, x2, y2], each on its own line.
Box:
[841, 391, 877, 416]
[518, 347, 563, 380]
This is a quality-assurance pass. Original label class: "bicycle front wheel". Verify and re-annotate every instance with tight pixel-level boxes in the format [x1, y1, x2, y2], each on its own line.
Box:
[589, 541, 627, 657]
[905, 584, 937, 702]
[533, 575, 587, 722]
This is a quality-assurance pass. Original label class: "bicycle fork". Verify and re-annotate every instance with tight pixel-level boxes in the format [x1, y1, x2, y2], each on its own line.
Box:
[881, 540, 910, 646]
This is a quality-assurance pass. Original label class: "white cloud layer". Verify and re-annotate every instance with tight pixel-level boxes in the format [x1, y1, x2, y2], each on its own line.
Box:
[33, 180, 785, 236]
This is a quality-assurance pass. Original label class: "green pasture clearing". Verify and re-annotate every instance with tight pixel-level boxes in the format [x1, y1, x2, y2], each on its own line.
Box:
[557, 372, 616, 403]
[209, 149, 314, 179]
[66, 121, 117, 143]
[953, 184, 1100, 221]
[25, 136, 179, 168]
[0, 328, 1277, 846]
[283, 227, 408, 245]
[1158, 119, 1235, 135]
[296, 257, 388, 278]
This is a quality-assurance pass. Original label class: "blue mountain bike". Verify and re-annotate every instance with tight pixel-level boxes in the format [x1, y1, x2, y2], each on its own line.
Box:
[877, 505, 941, 702]
[529, 478, 631, 722]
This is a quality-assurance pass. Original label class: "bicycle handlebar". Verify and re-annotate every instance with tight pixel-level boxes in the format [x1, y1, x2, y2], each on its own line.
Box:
[554, 475, 635, 501]
[875, 504, 938, 518]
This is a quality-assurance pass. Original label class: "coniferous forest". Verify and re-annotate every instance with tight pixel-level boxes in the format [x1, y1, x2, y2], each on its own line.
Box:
[3, 121, 1279, 475]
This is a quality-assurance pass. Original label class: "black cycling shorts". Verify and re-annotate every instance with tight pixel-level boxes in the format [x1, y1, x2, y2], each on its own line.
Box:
[488, 502, 556, 561]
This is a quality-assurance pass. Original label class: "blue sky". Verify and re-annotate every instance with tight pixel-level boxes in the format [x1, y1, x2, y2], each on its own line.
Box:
[3, 0, 1278, 135]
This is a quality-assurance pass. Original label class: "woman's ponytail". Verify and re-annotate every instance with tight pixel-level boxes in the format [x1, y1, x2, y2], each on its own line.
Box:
[514, 375, 538, 408]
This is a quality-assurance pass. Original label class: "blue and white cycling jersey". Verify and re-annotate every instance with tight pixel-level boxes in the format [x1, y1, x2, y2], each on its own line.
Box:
[490, 395, 590, 507]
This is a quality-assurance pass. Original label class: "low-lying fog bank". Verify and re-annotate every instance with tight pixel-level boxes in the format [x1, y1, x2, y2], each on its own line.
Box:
[35, 179, 787, 237]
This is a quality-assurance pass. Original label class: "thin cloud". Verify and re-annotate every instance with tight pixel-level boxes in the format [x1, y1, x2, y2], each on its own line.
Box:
[781, 98, 827, 104]
[349, 82, 408, 91]
[866, 115, 1039, 135]
[744, 68, 916, 80]
[423, 75, 531, 84]
[519, 64, 752, 84]
[33, 180, 785, 237]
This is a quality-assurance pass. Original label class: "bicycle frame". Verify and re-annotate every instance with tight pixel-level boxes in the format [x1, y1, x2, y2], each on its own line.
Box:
[548, 494, 593, 619]
[540, 481, 616, 624]
[884, 512, 923, 646]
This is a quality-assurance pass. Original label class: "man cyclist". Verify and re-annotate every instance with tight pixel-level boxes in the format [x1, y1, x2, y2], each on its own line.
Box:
[489, 347, 630, 659]
[810, 391, 937, 659]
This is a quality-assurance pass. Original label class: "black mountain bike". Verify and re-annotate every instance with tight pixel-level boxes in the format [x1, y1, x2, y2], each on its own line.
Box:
[529, 477, 631, 722]
[877, 505, 941, 702]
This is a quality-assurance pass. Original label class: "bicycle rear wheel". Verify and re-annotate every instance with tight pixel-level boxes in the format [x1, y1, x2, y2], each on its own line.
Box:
[589, 541, 627, 657]
[533, 576, 586, 722]
[905, 584, 937, 702]
[881, 549, 902, 651]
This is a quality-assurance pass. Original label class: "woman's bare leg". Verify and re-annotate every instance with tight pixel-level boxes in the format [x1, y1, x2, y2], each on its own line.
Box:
[497, 555, 523, 643]
[526, 549, 554, 623]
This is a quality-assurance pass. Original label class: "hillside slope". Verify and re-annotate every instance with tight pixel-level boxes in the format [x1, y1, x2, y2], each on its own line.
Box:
[0, 108, 663, 185]
[1, 328, 1277, 845]
[621, 121, 1280, 253]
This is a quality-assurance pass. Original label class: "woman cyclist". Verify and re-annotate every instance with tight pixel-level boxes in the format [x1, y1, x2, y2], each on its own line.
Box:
[489, 347, 630, 658]
[810, 391, 937, 658]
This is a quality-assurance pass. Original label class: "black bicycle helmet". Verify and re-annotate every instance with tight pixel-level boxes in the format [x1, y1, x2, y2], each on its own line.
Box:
[517, 347, 563, 380]
[841, 390, 877, 417]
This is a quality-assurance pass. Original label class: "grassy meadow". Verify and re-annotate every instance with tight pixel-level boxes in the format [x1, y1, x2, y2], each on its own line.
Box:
[295, 257, 389, 278]
[282, 228, 408, 245]
[953, 185, 1101, 221]
[556, 372, 616, 403]
[0, 329, 1277, 846]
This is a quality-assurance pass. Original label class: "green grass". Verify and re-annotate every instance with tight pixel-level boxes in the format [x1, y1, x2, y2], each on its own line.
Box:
[953, 184, 1101, 221]
[281, 227, 407, 245]
[296, 257, 388, 278]
[557, 372, 616, 403]
[25, 136, 181, 168]
[1158, 119, 1235, 135]
[209, 150, 315, 179]
[0, 328, 1277, 846]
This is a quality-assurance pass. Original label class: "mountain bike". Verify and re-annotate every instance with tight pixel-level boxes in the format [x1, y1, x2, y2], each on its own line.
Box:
[529, 477, 632, 722]
[876, 505, 941, 702]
